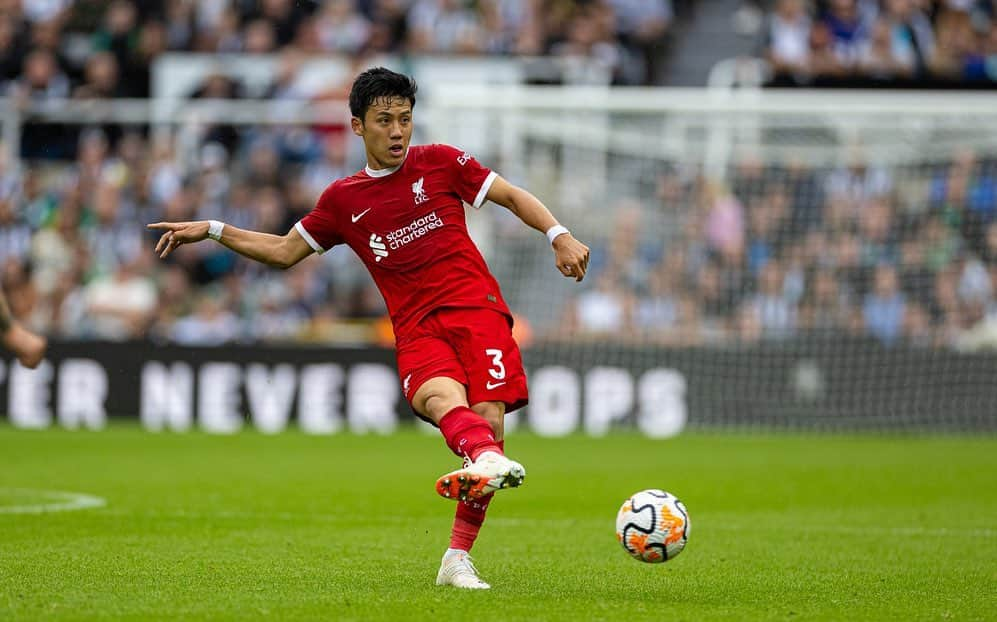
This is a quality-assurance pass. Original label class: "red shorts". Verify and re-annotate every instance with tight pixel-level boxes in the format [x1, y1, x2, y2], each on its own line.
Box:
[395, 307, 529, 417]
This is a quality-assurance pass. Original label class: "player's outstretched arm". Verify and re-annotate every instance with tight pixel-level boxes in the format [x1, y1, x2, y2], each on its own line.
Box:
[147, 221, 313, 269]
[485, 176, 590, 282]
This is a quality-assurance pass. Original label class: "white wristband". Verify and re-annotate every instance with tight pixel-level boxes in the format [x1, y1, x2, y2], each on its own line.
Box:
[546, 224, 570, 245]
[207, 220, 225, 241]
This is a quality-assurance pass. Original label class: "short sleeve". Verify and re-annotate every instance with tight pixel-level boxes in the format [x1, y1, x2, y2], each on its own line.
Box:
[436, 144, 498, 209]
[296, 184, 344, 254]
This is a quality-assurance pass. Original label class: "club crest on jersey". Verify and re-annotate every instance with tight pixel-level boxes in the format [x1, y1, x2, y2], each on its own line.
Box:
[412, 177, 429, 205]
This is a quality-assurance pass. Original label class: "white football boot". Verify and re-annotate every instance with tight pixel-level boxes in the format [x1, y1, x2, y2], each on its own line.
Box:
[435, 550, 490, 589]
[435, 452, 526, 501]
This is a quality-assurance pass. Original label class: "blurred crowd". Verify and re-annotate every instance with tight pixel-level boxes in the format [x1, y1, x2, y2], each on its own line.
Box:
[745, 0, 997, 86]
[0, 0, 668, 347]
[2, 0, 996, 351]
[3, 122, 997, 350]
[563, 148, 997, 349]
[0, 0, 673, 95]
[0, 124, 405, 345]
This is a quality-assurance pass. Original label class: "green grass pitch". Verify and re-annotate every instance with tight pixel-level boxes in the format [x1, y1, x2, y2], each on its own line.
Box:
[0, 425, 994, 621]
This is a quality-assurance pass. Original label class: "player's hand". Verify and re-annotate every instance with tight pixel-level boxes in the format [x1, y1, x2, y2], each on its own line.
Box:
[147, 221, 211, 258]
[552, 234, 590, 282]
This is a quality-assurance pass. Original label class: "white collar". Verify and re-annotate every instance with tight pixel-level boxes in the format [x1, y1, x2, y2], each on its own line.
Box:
[365, 150, 408, 178]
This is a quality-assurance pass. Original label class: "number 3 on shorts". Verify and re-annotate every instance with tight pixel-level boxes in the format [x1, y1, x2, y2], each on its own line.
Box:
[485, 348, 506, 381]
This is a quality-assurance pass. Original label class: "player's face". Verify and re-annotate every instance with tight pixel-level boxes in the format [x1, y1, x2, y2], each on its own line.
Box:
[353, 96, 413, 170]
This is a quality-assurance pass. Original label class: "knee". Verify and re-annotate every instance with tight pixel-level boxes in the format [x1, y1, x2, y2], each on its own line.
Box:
[416, 384, 468, 424]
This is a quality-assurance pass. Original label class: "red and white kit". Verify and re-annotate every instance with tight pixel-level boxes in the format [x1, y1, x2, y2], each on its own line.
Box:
[296, 144, 528, 413]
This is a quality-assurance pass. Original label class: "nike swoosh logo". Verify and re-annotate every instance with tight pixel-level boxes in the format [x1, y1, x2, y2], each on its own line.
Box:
[486, 381, 506, 390]
[351, 208, 371, 223]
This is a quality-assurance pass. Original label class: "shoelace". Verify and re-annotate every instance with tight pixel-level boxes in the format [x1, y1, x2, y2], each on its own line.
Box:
[451, 554, 480, 579]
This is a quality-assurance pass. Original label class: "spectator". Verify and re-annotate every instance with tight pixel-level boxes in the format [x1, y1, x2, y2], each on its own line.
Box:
[22, 0, 72, 24]
[7, 47, 70, 103]
[124, 19, 168, 98]
[479, 0, 542, 55]
[864, 263, 906, 344]
[809, 21, 850, 79]
[703, 182, 745, 262]
[86, 176, 145, 276]
[242, 18, 279, 53]
[549, 2, 624, 83]
[73, 51, 122, 99]
[734, 299, 764, 342]
[821, 0, 872, 68]
[694, 259, 732, 327]
[0, 15, 27, 84]
[0, 195, 32, 265]
[902, 301, 933, 346]
[857, 17, 917, 79]
[745, 195, 780, 276]
[163, 0, 195, 50]
[249, 276, 311, 342]
[364, 0, 411, 53]
[929, 7, 977, 79]
[302, 134, 350, 201]
[92, 0, 140, 73]
[858, 197, 896, 266]
[195, 0, 230, 36]
[314, 0, 372, 54]
[748, 259, 797, 338]
[800, 267, 854, 333]
[83, 257, 157, 340]
[249, 0, 312, 48]
[899, 233, 935, 310]
[826, 154, 893, 205]
[634, 268, 680, 338]
[171, 291, 243, 345]
[764, 0, 813, 82]
[408, 0, 483, 54]
[880, 0, 935, 77]
[202, 7, 243, 53]
[605, 0, 672, 83]
[570, 271, 633, 338]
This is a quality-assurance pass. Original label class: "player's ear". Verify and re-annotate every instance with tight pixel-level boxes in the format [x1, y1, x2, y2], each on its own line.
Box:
[351, 116, 364, 137]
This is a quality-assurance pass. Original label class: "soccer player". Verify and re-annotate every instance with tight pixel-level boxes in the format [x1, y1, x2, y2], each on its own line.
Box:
[149, 67, 590, 589]
[0, 289, 47, 369]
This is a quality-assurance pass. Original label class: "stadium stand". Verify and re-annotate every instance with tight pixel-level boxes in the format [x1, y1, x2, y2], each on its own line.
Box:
[1, 0, 995, 350]
[750, 0, 997, 88]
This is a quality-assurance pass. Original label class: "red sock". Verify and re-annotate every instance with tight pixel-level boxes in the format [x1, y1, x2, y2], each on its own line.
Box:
[450, 440, 504, 552]
[438, 406, 501, 460]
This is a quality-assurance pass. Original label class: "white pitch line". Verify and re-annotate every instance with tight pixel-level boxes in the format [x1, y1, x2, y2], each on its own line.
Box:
[0, 488, 107, 514]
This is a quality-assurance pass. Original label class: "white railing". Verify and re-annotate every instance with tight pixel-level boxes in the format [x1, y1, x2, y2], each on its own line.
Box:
[2, 87, 997, 178]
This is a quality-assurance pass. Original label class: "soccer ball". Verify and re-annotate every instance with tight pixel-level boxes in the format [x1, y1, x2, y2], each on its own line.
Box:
[615, 489, 690, 563]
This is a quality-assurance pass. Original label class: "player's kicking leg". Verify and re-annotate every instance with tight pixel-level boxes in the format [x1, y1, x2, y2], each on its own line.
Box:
[435, 404, 515, 590]
[0, 290, 47, 369]
[408, 376, 525, 589]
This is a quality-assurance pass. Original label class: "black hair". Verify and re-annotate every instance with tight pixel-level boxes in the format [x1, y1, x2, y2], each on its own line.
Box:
[348, 67, 418, 120]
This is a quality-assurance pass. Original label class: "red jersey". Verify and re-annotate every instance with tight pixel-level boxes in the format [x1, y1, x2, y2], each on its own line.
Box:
[296, 144, 512, 339]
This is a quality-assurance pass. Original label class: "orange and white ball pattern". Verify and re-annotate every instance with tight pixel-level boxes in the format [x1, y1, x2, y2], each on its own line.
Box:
[615, 489, 690, 563]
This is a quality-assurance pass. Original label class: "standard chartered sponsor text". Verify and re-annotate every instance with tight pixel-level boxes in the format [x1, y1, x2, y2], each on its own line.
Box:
[386, 212, 444, 249]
